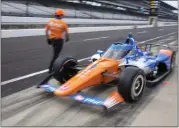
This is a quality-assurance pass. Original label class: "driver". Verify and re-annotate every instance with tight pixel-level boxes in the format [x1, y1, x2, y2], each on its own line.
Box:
[125, 33, 144, 58]
[125, 33, 135, 46]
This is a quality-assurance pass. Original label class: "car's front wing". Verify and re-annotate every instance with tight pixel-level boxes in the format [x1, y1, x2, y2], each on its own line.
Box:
[39, 84, 124, 110]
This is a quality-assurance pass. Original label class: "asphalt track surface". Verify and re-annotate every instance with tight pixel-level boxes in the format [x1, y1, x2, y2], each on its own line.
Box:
[1, 25, 178, 127]
[1, 25, 178, 97]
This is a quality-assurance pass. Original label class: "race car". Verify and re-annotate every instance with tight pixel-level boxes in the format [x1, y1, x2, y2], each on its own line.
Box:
[91, 33, 176, 86]
[37, 33, 175, 110]
[120, 43, 176, 86]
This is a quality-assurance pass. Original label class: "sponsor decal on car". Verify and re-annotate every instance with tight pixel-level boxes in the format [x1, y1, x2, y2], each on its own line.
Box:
[41, 84, 57, 92]
[41, 84, 50, 88]
[48, 86, 57, 92]
[70, 92, 104, 106]
[59, 85, 69, 91]
[84, 98, 103, 105]
[74, 95, 85, 101]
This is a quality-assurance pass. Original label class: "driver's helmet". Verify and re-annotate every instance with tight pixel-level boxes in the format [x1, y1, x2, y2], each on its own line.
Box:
[128, 32, 133, 38]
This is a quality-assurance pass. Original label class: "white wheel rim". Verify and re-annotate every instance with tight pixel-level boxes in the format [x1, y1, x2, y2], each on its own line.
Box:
[131, 75, 144, 100]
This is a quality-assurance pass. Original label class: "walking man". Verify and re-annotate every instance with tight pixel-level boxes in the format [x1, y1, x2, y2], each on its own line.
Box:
[45, 9, 69, 73]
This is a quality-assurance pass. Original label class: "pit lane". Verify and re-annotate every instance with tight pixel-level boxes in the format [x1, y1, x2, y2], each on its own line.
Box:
[1, 25, 178, 127]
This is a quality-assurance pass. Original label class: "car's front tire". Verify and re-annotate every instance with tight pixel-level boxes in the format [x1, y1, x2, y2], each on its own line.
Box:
[117, 67, 146, 102]
[53, 56, 78, 83]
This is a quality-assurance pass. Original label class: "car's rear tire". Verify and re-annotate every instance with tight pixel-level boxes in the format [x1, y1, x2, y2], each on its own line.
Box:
[117, 67, 146, 102]
[53, 56, 78, 83]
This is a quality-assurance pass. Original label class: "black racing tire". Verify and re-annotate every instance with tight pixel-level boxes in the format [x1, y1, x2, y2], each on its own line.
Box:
[117, 67, 146, 102]
[170, 52, 176, 71]
[53, 56, 78, 83]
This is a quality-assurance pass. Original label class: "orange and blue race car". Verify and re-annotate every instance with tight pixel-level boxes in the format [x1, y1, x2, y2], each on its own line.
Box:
[37, 34, 176, 110]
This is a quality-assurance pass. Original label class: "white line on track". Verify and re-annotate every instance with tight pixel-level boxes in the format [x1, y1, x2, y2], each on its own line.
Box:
[159, 29, 164, 31]
[169, 41, 177, 45]
[139, 32, 177, 44]
[1, 57, 91, 86]
[83, 36, 109, 41]
[1, 31, 177, 86]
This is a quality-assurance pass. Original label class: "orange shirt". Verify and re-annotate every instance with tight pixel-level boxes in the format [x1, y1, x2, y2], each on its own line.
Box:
[45, 18, 68, 39]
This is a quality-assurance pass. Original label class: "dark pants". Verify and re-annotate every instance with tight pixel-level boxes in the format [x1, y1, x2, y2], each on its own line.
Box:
[48, 39, 64, 72]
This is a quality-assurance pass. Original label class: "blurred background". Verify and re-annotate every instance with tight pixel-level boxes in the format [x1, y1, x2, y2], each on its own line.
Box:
[1, 0, 178, 29]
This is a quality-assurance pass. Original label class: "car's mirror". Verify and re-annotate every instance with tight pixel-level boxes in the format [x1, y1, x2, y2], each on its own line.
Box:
[91, 54, 101, 62]
[96, 50, 104, 55]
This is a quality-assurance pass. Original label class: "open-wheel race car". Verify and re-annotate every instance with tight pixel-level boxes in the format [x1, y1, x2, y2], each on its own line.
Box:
[37, 33, 176, 110]
[91, 33, 176, 86]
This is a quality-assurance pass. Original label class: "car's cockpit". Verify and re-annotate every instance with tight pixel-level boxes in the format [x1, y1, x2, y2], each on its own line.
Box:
[102, 43, 133, 60]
